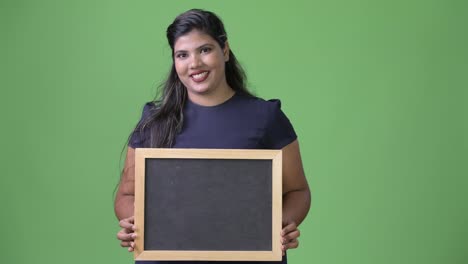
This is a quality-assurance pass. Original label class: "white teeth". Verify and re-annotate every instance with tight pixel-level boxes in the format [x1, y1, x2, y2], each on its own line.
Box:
[192, 72, 208, 79]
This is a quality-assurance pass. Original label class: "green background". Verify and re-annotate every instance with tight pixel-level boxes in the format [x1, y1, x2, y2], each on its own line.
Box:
[1, 0, 467, 263]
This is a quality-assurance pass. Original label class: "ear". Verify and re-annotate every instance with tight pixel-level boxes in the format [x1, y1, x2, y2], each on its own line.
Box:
[223, 41, 230, 62]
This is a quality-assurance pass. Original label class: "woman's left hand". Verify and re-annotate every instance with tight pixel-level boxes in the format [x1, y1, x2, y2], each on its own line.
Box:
[281, 220, 300, 256]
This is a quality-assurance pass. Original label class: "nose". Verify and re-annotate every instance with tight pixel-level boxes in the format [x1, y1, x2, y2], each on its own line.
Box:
[190, 54, 202, 69]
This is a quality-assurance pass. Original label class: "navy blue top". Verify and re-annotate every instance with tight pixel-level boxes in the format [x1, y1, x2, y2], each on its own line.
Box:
[130, 92, 297, 150]
[129, 92, 297, 264]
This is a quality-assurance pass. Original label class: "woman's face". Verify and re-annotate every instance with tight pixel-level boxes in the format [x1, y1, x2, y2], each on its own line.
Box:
[173, 29, 230, 98]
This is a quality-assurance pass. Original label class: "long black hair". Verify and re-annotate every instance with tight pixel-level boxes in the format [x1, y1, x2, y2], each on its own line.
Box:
[132, 9, 253, 148]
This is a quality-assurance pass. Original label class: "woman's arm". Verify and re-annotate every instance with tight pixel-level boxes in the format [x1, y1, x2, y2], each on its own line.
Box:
[114, 143, 311, 253]
[115, 147, 137, 251]
[281, 139, 311, 254]
[115, 147, 136, 219]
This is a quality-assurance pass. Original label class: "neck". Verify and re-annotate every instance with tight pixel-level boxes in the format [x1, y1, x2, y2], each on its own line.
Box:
[187, 83, 235, 107]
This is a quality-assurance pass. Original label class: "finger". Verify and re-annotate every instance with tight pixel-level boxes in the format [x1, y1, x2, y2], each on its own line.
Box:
[119, 216, 135, 226]
[120, 241, 132, 247]
[284, 239, 299, 250]
[117, 229, 134, 240]
[282, 219, 296, 227]
[119, 218, 135, 229]
[281, 222, 297, 236]
[283, 230, 300, 242]
[117, 230, 137, 241]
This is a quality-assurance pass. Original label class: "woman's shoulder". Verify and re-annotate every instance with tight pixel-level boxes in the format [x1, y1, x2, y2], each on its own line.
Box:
[236, 92, 283, 107]
[142, 101, 158, 111]
[236, 95, 282, 120]
[235, 93, 296, 149]
[138, 100, 163, 118]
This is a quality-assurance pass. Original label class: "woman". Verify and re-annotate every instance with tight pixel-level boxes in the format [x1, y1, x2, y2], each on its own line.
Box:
[115, 9, 311, 264]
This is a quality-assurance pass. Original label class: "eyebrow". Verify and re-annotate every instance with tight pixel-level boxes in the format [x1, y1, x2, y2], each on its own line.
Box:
[174, 43, 215, 54]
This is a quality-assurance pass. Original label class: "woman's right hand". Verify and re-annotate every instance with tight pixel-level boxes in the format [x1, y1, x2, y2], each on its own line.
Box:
[117, 216, 137, 252]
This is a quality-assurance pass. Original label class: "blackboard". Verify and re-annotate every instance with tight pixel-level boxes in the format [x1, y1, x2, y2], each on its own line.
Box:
[134, 148, 282, 261]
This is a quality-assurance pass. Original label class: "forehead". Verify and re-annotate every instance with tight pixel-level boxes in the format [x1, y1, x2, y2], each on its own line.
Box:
[174, 30, 218, 51]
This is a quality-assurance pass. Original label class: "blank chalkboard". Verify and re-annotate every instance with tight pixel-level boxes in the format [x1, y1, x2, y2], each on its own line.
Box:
[134, 148, 282, 261]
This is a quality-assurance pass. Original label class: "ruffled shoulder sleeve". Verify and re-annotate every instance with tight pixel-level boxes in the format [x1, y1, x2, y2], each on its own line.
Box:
[261, 99, 297, 149]
[128, 102, 154, 148]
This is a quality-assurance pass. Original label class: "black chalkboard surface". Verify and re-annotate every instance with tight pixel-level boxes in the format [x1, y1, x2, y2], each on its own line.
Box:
[134, 148, 282, 261]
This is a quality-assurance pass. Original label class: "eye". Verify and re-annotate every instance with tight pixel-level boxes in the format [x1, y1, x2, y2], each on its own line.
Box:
[201, 47, 212, 54]
[175, 52, 188, 59]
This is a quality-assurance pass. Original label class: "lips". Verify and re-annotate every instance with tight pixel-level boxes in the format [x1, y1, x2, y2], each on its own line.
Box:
[190, 71, 209, 83]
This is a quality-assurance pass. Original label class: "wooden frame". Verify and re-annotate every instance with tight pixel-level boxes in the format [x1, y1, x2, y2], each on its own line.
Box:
[134, 148, 282, 261]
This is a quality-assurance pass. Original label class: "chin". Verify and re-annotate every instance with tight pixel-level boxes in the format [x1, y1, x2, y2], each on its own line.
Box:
[188, 85, 213, 95]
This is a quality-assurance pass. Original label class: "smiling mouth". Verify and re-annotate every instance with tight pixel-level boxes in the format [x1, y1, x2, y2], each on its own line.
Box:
[190, 71, 209, 82]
